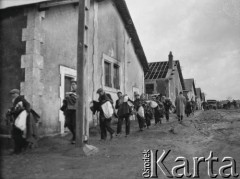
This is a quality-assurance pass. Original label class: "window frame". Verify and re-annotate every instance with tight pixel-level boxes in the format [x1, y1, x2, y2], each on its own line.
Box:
[102, 54, 121, 92]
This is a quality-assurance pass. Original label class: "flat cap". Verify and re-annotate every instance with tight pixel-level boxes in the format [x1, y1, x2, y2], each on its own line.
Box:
[9, 89, 20, 94]
[134, 91, 140, 96]
[96, 88, 104, 94]
[71, 79, 77, 84]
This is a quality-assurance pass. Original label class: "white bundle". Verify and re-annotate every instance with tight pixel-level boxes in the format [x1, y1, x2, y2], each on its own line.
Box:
[123, 95, 129, 102]
[101, 101, 114, 118]
[15, 110, 27, 133]
[137, 106, 145, 118]
[150, 100, 158, 108]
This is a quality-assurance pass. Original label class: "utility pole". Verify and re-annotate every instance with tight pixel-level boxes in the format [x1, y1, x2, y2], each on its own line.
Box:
[76, 0, 87, 147]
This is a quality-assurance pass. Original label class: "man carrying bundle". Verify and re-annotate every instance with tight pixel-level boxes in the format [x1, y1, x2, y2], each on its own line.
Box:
[6, 89, 39, 154]
[96, 88, 115, 140]
[61, 80, 78, 144]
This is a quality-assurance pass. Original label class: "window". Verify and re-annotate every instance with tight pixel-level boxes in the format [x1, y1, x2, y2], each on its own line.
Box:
[146, 84, 154, 94]
[104, 61, 111, 87]
[113, 64, 120, 89]
[103, 54, 121, 90]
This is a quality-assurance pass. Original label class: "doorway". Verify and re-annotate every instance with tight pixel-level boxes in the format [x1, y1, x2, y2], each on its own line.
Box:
[59, 66, 76, 134]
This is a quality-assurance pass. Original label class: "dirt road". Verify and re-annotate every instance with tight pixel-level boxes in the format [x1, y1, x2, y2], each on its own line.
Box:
[1, 109, 240, 179]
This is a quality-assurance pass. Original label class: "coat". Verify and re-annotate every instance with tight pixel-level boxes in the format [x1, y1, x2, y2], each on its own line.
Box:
[8, 95, 39, 146]
[175, 95, 186, 116]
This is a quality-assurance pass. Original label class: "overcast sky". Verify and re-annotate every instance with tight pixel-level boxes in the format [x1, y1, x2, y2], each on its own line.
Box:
[1, 0, 239, 100]
[126, 0, 240, 100]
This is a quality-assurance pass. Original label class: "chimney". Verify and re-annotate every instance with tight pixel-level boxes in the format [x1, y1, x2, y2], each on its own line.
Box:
[168, 51, 173, 69]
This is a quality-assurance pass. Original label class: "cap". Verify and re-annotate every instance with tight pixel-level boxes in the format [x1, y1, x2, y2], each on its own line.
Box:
[71, 80, 77, 84]
[9, 89, 20, 95]
[134, 92, 140, 96]
[96, 88, 104, 94]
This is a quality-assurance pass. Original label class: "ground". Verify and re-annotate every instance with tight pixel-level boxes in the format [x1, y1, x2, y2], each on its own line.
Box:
[1, 109, 240, 179]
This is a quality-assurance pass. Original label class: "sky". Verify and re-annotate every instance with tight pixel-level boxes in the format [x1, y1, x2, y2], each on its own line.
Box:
[125, 0, 240, 100]
[1, 0, 239, 100]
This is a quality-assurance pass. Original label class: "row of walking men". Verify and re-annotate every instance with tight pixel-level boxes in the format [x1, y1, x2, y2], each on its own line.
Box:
[6, 80, 186, 154]
[62, 80, 176, 143]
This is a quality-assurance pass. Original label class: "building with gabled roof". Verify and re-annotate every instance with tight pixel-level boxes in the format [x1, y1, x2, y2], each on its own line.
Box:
[0, 0, 148, 136]
[144, 52, 185, 102]
[183, 78, 197, 101]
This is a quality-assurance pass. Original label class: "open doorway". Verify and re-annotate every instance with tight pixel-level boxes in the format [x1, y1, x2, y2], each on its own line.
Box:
[59, 66, 76, 134]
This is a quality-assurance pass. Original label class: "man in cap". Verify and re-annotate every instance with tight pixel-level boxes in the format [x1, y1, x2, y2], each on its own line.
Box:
[7, 89, 30, 154]
[61, 80, 77, 144]
[96, 88, 115, 140]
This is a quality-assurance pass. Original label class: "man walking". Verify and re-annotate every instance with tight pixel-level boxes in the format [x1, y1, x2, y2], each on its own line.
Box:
[61, 80, 77, 144]
[134, 92, 145, 131]
[175, 91, 186, 123]
[163, 97, 173, 122]
[7, 89, 30, 154]
[116, 94, 132, 137]
[97, 88, 115, 140]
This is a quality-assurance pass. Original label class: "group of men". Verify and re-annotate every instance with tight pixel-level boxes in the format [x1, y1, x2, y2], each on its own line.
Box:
[61, 80, 191, 142]
[61, 80, 178, 141]
[6, 79, 188, 153]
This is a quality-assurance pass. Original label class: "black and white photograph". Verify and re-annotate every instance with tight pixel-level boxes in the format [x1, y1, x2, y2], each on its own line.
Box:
[0, 0, 240, 178]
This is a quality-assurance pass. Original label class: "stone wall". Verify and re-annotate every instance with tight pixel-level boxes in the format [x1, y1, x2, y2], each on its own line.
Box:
[0, 7, 27, 128]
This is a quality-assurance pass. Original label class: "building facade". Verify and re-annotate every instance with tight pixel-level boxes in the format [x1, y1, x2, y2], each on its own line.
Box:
[144, 52, 185, 103]
[0, 0, 148, 136]
[183, 79, 197, 102]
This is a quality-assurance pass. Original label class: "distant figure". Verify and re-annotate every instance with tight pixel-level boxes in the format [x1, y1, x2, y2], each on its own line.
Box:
[175, 92, 186, 122]
[191, 98, 195, 115]
[154, 96, 165, 124]
[201, 101, 207, 111]
[163, 97, 173, 122]
[185, 98, 192, 117]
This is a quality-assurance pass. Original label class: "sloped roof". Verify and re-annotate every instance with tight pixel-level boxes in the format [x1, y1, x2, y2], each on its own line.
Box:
[144, 61, 169, 80]
[0, 0, 149, 71]
[184, 79, 197, 95]
[0, 0, 49, 9]
[145, 60, 185, 90]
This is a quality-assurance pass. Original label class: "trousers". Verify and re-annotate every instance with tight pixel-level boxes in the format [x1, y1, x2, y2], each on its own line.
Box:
[99, 114, 114, 139]
[117, 114, 130, 135]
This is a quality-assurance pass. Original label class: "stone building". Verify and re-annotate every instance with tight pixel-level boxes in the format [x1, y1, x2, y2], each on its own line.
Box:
[183, 78, 197, 101]
[0, 0, 148, 136]
[144, 52, 185, 103]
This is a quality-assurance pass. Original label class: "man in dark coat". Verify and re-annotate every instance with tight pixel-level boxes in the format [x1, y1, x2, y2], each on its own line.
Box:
[97, 88, 115, 140]
[6, 89, 39, 154]
[134, 92, 145, 131]
[60, 80, 77, 144]
[163, 97, 173, 122]
[116, 94, 133, 137]
[185, 98, 192, 117]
